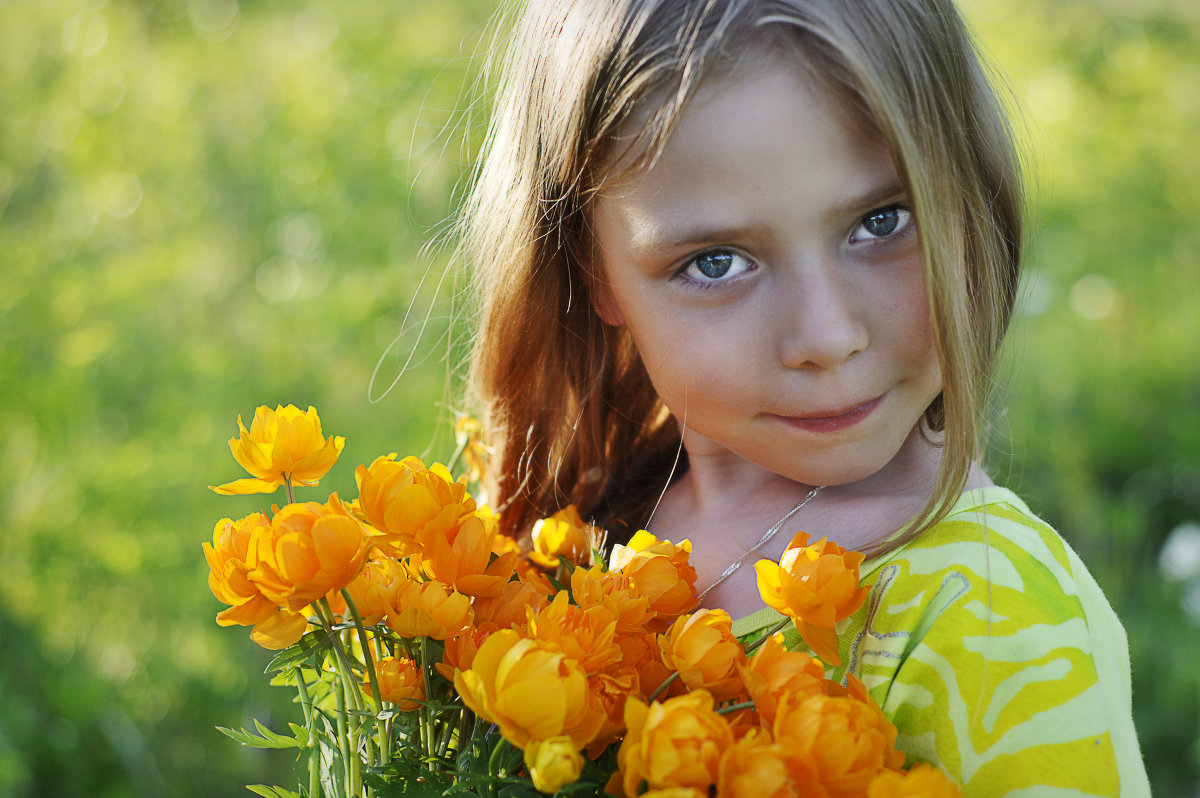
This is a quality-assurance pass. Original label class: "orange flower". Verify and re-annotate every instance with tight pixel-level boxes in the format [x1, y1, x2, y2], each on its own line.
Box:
[211, 405, 344, 495]
[529, 505, 597, 569]
[343, 555, 409, 626]
[616, 632, 679, 701]
[772, 691, 905, 798]
[659, 609, 747, 703]
[526, 591, 621, 673]
[524, 736, 584, 794]
[420, 511, 518, 598]
[472, 577, 551, 633]
[738, 633, 828, 726]
[571, 564, 655, 636]
[354, 454, 476, 558]
[617, 691, 734, 797]
[436, 621, 499, 681]
[587, 668, 639, 753]
[868, 763, 961, 798]
[384, 575, 473, 640]
[717, 728, 823, 798]
[610, 530, 699, 630]
[454, 630, 606, 750]
[248, 495, 373, 612]
[364, 656, 426, 712]
[514, 556, 558, 597]
[754, 532, 868, 666]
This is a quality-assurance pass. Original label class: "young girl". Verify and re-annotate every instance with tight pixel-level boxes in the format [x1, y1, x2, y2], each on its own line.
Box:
[460, 0, 1150, 793]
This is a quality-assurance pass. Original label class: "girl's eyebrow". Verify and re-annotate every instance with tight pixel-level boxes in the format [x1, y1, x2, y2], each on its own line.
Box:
[829, 181, 908, 217]
[635, 181, 909, 253]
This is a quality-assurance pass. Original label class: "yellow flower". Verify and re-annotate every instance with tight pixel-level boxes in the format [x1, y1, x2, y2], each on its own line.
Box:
[203, 512, 276, 627]
[454, 629, 606, 750]
[455, 414, 490, 486]
[617, 691, 733, 797]
[529, 505, 597, 569]
[354, 454, 476, 558]
[754, 532, 868, 666]
[867, 763, 962, 798]
[524, 736, 584, 794]
[610, 530, 699, 630]
[248, 495, 373, 612]
[526, 591, 621, 673]
[571, 564, 654, 636]
[247, 606, 311, 650]
[384, 574, 474, 640]
[659, 609, 747, 703]
[737, 632, 828, 726]
[202, 512, 312, 649]
[211, 405, 344, 495]
[421, 511, 518, 598]
[364, 656, 426, 712]
[772, 691, 905, 798]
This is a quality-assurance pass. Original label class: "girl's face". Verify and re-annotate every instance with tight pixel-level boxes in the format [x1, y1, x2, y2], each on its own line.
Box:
[591, 53, 942, 490]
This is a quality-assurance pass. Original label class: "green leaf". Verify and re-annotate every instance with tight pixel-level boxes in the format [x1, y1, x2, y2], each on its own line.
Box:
[497, 780, 540, 798]
[246, 786, 303, 798]
[363, 754, 461, 798]
[265, 630, 335, 674]
[217, 719, 307, 750]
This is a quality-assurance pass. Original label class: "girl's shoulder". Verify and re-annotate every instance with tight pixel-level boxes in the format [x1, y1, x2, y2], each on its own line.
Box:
[844, 488, 1149, 796]
[864, 485, 1095, 601]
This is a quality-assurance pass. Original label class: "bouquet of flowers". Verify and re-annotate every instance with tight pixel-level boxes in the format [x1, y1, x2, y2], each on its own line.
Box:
[203, 405, 960, 798]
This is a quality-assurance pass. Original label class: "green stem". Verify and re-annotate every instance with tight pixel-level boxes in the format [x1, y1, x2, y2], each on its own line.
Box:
[716, 700, 756, 715]
[296, 674, 321, 798]
[436, 711, 457, 759]
[488, 736, 509, 797]
[334, 669, 354, 797]
[646, 671, 679, 703]
[342, 589, 390, 766]
[445, 435, 470, 475]
[453, 707, 470, 759]
[421, 637, 436, 760]
[286, 474, 297, 505]
[315, 599, 376, 779]
[743, 618, 792, 656]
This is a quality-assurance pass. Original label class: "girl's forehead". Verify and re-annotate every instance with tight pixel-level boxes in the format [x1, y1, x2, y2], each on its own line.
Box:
[596, 46, 882, 194]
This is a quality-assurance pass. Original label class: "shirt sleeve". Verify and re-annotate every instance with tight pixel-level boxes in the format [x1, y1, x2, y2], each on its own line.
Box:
[843, 506, 1149, 797]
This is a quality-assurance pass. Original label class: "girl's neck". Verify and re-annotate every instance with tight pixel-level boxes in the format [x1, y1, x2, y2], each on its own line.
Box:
[644, 424, 958, 616]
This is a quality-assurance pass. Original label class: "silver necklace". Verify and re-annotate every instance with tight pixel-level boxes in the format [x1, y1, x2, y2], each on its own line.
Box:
[696, 485, 825, 600]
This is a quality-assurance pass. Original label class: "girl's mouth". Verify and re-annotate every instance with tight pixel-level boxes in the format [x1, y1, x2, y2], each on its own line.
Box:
[776, 394, 884, 433]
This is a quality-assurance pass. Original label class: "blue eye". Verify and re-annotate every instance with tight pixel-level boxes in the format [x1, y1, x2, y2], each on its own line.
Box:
[852, 205, 912, 242]
[679, 249, 754, 284]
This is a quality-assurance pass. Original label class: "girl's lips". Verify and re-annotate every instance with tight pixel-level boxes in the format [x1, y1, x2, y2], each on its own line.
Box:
[776, 394, 885, 433]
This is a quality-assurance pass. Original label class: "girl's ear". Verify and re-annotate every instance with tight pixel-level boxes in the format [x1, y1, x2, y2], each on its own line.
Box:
[590, 277, 626, 327]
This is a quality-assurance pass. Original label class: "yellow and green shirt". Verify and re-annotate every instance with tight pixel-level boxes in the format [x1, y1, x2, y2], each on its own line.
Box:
[733, 486, 1150, 797]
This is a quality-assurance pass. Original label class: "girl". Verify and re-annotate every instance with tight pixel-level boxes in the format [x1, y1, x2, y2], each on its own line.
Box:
[460, 0, 1150, 793]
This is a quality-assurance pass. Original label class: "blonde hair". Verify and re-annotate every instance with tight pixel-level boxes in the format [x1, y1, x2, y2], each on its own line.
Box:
[463, 0, 1022, 553]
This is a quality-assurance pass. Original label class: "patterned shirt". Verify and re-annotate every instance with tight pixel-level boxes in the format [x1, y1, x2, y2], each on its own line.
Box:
[732, 486, 1150, 797]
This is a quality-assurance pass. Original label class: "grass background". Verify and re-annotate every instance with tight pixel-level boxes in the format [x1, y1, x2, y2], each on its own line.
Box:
[1, 0, 1197, 794]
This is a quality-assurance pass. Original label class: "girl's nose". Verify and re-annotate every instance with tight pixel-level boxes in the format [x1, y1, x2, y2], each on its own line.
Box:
[775, 263, 868, 371]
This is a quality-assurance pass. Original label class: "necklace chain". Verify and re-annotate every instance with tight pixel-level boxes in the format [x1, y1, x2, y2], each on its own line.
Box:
[695, 485, 825, 601]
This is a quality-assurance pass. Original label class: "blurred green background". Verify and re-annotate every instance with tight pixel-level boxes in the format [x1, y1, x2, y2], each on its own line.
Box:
[0, 0, 1196, 795]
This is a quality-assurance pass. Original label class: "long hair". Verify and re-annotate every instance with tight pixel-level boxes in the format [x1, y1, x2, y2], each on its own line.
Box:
[462, 0, 1023, 553]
